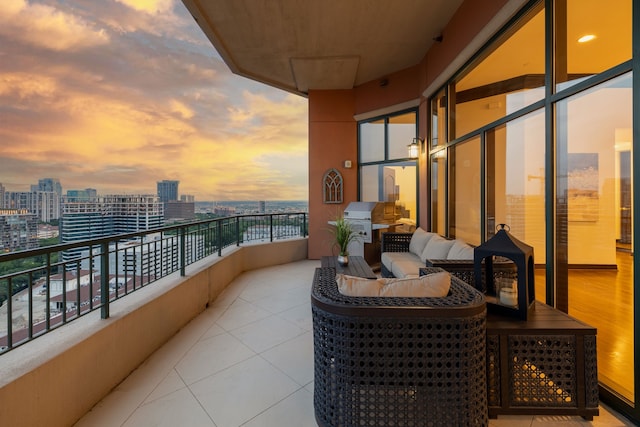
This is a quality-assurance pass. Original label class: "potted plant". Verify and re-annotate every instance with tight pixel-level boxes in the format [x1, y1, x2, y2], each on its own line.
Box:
[330, 215, 360, 265]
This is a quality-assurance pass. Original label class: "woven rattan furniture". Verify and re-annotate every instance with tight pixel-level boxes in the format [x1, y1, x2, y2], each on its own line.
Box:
[381, 232, 516, 290]
[486, 301, 599, 419]
[311, 266, 488, 427]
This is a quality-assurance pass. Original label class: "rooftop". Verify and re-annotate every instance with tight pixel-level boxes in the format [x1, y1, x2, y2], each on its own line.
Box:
[75, 259, 633, 426]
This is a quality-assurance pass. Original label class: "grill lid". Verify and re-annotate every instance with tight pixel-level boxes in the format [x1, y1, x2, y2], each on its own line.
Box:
[343, 201, 387, 221]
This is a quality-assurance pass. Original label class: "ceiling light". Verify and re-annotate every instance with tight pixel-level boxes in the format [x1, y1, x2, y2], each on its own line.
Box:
[578, 34, 596, 43]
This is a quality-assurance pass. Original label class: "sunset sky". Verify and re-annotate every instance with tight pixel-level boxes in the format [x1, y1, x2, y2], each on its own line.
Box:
[0, 0, 309, 201]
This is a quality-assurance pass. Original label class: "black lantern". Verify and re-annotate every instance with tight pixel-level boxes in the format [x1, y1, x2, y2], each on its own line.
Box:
[473, 224, 535, 320]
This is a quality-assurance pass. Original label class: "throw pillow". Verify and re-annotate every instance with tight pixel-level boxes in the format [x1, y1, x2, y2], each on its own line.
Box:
[336, 272, 451, 298]
[379, 272, 451, 297]
[420, 234, 455, 262]
[408, 227, 434, 257]
[447, 239, 474, 260]
[336, 274, 384, 296]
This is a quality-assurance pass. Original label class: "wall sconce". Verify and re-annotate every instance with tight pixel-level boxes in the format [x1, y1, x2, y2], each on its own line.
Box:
[408, 137, 423, 159]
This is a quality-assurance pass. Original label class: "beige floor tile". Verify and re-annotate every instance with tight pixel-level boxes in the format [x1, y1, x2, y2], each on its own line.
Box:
[144, 369, 187, 403]
[190, 355, 300, 427]
[122, 388, 215, 427]
[229, 313, 305, 353]
[279, 302, 313, 331]
[261, 331, 314, 386]
[215, 299, 272, 330]
[242, 388, 316, 427]
[175, 332, 255, 385]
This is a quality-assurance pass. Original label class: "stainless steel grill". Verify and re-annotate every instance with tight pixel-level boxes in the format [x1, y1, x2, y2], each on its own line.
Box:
[343, 202, 381, 243]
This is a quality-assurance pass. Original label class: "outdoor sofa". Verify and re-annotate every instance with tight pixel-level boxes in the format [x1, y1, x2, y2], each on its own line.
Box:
[311, 266, 488, 426]
[381, 228, 516, 293]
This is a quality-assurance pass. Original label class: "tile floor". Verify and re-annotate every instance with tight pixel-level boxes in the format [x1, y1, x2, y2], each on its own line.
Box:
[75, 260, 635, 427]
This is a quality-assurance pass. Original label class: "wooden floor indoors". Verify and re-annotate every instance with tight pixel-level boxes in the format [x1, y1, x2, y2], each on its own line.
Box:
[534, 250, 634, 402]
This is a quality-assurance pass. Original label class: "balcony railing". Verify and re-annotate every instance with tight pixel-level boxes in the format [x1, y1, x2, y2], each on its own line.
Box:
[0, 212, 308, 354]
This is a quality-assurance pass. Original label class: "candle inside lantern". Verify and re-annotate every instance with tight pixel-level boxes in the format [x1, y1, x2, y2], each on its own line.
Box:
[500, 287, 518, 307]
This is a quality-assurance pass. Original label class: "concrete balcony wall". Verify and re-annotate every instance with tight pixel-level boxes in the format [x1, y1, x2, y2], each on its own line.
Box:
[0, 238, 308, 427]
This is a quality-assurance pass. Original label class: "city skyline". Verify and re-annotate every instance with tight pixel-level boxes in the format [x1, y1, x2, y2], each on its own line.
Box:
[0, 0, 309, 201]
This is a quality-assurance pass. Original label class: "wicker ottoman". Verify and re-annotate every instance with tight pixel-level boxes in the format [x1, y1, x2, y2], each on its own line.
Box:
[311, 267, 488, 427]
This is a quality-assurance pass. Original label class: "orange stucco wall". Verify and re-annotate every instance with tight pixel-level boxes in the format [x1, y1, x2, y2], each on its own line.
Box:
[307, 90, 357, 259]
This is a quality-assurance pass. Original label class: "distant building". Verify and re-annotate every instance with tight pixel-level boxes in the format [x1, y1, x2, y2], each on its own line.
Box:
[60, 194, 164, 265]
[4, 191, 60, 222]
[66, 189, 97, 201]
[259, 201, 266, 213]
[0, 209, 38, 252]
[32, 178, 62, 197]
[37, 224, 59, 239]
[213, 205, 236, 216]
[0, 183, 4, 209]
[180, 194, 195, 203]
[165, 201, 195, 221]
[157, 180, 179, 203]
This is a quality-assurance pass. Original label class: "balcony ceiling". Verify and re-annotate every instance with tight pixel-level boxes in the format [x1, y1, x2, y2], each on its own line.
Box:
[181, 0, 464, 96]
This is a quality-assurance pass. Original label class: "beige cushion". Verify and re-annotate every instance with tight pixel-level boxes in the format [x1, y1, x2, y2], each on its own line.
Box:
[381, 251, 419, 273]
[420, 234, 455, 262]
[336, 272, 451, 298]
[408, 228, 434, 257]
[336, 274, 384, 296]
[391, 260, 422, 279]
[447, 239, 474, 260]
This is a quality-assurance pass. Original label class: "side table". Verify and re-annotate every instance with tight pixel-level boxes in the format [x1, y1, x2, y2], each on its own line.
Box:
[486, 301, 599, 419]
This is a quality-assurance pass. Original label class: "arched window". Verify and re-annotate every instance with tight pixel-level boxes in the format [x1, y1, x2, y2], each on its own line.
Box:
[323, 168, 343, 204]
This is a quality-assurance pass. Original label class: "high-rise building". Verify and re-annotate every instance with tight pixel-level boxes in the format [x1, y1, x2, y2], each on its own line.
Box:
[0, 209, 38, 252]
[4, 191, 60, 222]
[32, 178, 62, 197]
[180, 194, 195, 203]
[0, 183, 4, 209]
[60, 193, 164, 264]
[157, 180, 179, 203]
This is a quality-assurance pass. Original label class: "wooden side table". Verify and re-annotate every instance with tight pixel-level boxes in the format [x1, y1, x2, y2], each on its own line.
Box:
[320, 256, 377, 279]
[486, 301, 599, 420]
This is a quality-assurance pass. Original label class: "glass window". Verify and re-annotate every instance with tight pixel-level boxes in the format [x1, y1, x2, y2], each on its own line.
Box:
[359, 119, 385, 163]
[360, 163, 417, 221]
[556, 72, 633, 400]
[449, 136, 481, 245]
[486, 110, 546, 298]
[359, 110, 418, 223]
[430, 89, 447, 148]
[453, 5, 545, 138]
[389, 113, 418, 160]
[556, 0, 631, 91]
[430, 149, 446, 235]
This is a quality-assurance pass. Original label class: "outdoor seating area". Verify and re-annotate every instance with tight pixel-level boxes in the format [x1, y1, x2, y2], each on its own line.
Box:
[70, 259, 630, 426]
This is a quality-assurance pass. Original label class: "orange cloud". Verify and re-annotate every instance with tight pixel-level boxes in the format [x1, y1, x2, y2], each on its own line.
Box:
[0, 0, 109, 51]
[114, 0, 174, 15]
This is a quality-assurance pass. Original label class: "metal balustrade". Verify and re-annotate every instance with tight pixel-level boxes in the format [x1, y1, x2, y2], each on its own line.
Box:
[0, 212, 307, 354]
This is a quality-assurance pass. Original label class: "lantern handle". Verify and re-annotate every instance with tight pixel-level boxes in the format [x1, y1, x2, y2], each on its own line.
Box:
[496, 223, 511, 232]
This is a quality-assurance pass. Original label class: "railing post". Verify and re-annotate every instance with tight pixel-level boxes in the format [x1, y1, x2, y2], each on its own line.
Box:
[304, 213, 308, 237]
[217, 219, 223, 256]
[100, 242, 109, 319]
[236, 217, 240, 247]
[180, 226, 186, 276]
[270, 214, 274, 242]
